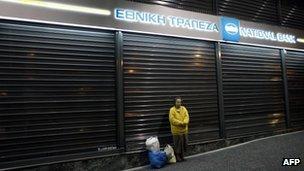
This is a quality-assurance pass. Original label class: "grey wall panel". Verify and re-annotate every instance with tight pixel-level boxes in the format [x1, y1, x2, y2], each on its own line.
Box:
[286, 50, 304, 128]
[123, 33, 219, 151]
[281, 0, 304, 30]
[128, 0, 214, 14]
[130, 0, 304, 30]
[219, 0, 279, 25]
[221, 43, 286, 137]
[0, 20, 117, 169]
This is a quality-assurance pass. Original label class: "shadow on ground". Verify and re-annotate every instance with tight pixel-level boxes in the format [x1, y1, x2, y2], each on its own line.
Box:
[129, 131, 304, 171]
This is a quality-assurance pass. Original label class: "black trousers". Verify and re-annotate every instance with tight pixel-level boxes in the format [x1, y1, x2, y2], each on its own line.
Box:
[172, 133, 188, 159]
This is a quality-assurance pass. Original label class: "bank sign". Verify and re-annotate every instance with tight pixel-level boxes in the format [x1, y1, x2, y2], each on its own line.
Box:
[0, 0, 304, 50]
[112, 6, 304, 49]
[221, 17, 296, 44]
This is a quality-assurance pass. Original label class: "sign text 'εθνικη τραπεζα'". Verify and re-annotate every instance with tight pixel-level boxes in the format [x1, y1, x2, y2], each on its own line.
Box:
[114, 8, 219, 32]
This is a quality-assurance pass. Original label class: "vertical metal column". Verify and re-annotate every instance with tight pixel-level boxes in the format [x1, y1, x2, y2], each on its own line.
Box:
[215, 42, 225, 138]
[115, 31, 125, 149]
[280, 49, 291, 129]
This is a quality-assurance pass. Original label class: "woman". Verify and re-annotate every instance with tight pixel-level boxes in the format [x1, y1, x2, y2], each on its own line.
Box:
[169, 97, 189, 162]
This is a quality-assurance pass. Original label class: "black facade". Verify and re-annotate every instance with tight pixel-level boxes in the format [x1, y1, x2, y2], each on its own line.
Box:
[130, 0, 304, 29]
[0, 0, 304, 170]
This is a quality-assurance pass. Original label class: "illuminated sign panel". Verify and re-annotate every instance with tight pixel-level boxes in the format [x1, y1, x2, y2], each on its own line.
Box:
[0, 0, 303, 50]
[115, 9, 301, 47]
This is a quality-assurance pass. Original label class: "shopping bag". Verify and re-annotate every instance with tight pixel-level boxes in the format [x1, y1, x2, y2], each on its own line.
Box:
[145, 136, 160, 152]
[148, 150, 167, 169]
[164, 144, 176, 163]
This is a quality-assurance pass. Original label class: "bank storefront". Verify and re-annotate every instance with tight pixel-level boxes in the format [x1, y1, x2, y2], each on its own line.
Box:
[0, 0, 303, 170]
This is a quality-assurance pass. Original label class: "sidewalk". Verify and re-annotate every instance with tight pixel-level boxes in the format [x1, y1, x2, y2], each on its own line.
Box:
[127, 131, 304, 171]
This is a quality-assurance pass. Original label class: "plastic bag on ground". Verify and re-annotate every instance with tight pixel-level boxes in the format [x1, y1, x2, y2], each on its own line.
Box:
[148, 151, 167, 169]
[164, 144, 176, 163]
[145, 136, 160, 151]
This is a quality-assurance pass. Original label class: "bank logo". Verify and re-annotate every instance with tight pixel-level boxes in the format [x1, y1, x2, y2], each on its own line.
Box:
[225, 23, 238, 35]
[221, 17, 240, 42]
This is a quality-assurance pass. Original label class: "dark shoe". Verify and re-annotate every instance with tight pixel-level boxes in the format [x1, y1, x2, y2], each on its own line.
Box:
[175, 153, 182, 162]
[176, 158, 182, 162]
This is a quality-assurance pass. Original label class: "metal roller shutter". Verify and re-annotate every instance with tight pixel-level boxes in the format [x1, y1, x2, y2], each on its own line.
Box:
[219, 0, 279, 25]
[285, 50, 304, 129]
[128, 0, 214, 14]
[221, 43, 285, 137]
[123, 33, 219, 151]
[0, 20, 117, 168]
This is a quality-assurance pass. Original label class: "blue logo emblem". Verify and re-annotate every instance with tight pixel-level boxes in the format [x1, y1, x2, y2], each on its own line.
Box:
[221, 17, 240, 42]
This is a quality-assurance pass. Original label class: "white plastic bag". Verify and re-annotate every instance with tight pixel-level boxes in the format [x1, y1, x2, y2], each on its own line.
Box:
[145, 136, 160, 152]
[164, 144, 176, 163]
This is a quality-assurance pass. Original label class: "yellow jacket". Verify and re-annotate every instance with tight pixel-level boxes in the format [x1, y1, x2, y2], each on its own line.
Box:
[169, 106, 189, 135]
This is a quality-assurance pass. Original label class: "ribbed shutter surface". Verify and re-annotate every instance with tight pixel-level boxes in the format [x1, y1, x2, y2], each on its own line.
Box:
[123, 33, 219, 150]
[221, 44, 285, 137]
[0, 20, 117, 168]
[281, 0, 304, 29]
[286, 51, 304, 129]
[219, 0, 279, 25]
[128, 0, 214, 14]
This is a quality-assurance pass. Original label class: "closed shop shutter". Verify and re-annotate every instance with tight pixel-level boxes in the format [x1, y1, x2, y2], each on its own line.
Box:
[285, 51, 304, 129]
[219, 0, 279, 25]
[0, 20, 117, 169]
[123, 33, 219, 151]
[128, 0, 214, 14]
[221, 43, 285, 137]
